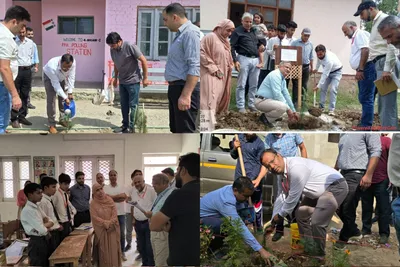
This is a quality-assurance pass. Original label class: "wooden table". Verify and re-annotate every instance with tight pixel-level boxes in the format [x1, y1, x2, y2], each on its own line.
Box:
[70, 224, 94, 267]
[49, 235, 87, 267]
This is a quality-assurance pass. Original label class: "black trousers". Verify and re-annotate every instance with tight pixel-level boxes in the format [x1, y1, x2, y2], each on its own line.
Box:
[59, 221, 72, 242]
[28, 236, 49, 266]
[167, 81, 199, 133]
[337, 171, 363, 241]
[134, 220, 154, 266]
[288, 65, 310, 107]
[48, 230, 61, 256]
[11, 68, 32, 121]
[73, 210, 91, 228]
[361, 178, 391, 237]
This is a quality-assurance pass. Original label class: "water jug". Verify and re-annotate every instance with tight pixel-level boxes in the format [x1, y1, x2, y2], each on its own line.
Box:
[63, 100, 76, 118]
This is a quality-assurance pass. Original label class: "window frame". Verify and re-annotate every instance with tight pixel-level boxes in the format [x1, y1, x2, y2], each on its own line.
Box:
[137, 7, 200, 61]
[0, 157, 32, 202]
[57, 16, 95, 35]
[142, 153, 180, 184]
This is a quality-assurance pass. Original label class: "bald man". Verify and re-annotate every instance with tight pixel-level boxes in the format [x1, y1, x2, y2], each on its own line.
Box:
[131, 175, 157, 266]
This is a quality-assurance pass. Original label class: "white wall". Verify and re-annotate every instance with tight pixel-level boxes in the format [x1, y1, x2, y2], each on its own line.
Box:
[0, 134, 199, 221]
[200, 0, 229, 31]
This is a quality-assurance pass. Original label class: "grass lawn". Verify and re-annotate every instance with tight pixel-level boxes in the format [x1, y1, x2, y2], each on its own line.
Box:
[229, 77, 400, 113]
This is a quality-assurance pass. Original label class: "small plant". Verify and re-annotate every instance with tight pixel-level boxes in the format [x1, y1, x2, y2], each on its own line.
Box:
[200, 225, 214, 265]
[325, 239, 351, 267]
[135, 105, 148, 133]
[63, 112, 74, 133]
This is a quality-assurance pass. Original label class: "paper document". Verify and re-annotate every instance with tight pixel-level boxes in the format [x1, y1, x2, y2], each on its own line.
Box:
[281, 49, 297, 62]
[5, 240, 28, 265]
[128, 201, 147, 214]
[374, 72, 400, 96]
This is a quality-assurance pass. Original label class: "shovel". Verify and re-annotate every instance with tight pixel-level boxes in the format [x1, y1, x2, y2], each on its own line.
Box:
[92, 71, 106, 105]
[235, 134, 258, 234]
[308, 73, 322, 117]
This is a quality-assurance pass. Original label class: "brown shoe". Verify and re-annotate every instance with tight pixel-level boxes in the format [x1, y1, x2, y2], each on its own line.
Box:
[49, 126, 58, 134]
[11, 121, 20, 128]
[59, 120, 69, 127]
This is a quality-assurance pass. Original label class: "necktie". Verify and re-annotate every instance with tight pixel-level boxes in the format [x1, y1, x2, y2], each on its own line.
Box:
[64, 193, 71, 221]
[50, 199, 60, 221]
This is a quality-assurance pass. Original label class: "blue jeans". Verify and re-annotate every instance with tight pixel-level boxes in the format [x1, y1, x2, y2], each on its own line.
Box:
[118, 215, 126, 254]
[236, 55, 260, 109]
[358, 61, 376, 127]
[119, 83, 140, 129]
[0, 82, 11, 134]
[392, 196, 400, 255]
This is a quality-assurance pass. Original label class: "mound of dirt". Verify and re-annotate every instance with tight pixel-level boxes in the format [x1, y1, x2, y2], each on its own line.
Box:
[288, 116, 324, 130]
[308, 107, 322, 117]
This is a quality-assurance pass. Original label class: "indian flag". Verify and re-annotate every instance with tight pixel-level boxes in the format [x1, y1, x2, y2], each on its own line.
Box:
[42, 19, 55, 31]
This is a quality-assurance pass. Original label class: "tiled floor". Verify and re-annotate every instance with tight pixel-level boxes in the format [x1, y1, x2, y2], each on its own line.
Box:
[122, 238, 142, 267]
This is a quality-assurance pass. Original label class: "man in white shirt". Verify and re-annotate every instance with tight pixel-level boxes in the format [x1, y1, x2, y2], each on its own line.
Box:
[261, 149, 348, 260]
[125, 169, 142, 253]
[0, 6, 30, 134]
[52, 173, 76, 242]
[258, 24, 277, 88]
[131, 175, 157, 266]
[43, 54, 76, 134]
[10, 25, 35, 128]
[39, 176, 63, 255]
[25, 27, 39, 110]
[266, 24, 287, 73]
[283, 21, 298, 46]
[312, 45, 343, 115]
[342, 20, 376, 129]
[21, 182, 54, 266]
[103, 170, 128, 261]
[354, 1, 398, 130]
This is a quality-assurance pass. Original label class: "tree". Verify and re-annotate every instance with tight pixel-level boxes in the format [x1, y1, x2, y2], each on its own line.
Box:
[363, 0, 398, 32]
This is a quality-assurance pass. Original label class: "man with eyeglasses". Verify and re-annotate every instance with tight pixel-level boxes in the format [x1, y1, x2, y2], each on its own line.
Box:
[43, 54, 76, 134]
[261, 149, 348, 261]
[200, 176, 275, 262]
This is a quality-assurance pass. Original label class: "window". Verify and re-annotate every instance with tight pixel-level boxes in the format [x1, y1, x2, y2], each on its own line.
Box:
[229, 0, 293, 27]
[137, 7, 200, 60]
[210, 134, 235, 152]
[142, 154, 180, 185]
[0, 157, 31, 201]
[58, 16, 94, 35]
[60, 156, 114, 188]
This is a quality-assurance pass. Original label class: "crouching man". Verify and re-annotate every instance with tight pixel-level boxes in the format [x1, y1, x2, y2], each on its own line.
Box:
[261, 149, 348, 260]
[200, 176, 275, 261]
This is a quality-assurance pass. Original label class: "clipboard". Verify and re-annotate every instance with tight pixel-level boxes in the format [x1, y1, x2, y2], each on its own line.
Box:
[374, 72, 400, 96]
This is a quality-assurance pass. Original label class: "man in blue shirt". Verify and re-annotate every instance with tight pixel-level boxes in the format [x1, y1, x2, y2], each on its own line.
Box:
[200, 176, 274, 261]
[255, 61, 299, 127]
[264, 133, 308, 241]
[230, 133, 266, 231]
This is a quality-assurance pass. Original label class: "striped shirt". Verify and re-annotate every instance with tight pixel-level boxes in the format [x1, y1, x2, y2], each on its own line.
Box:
[165, 21, 200, 81]
[336, 133, 381, 170]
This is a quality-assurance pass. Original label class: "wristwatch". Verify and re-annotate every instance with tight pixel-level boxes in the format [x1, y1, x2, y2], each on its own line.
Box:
[356, 68, 364, 72]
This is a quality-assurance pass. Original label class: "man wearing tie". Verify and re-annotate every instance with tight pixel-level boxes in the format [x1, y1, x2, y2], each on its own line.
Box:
[52, 173, 76, 241]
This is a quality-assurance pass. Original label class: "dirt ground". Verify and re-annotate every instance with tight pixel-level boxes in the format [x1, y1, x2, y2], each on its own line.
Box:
[264, 204, 400, 267]
[6, 97, 170, 134]
[215, 109, 395, 132]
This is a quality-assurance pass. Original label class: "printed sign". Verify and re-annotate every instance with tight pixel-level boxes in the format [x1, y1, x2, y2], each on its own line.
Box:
[33, 156, 56, 183]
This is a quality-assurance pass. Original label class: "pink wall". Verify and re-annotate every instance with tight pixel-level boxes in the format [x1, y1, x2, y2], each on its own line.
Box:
[0, 0, 12, 20]
[14, 1, 42, 45]
[42, 0, 106, 82]
[104, 0, 200, 85]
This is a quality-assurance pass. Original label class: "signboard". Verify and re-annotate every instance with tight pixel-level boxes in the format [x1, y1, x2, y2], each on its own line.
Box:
[33, 156, 56, 182]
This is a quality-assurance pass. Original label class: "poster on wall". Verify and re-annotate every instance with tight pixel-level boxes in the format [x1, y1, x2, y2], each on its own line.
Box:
[33, 156, 56, 183]
[42, 19, 56, 31]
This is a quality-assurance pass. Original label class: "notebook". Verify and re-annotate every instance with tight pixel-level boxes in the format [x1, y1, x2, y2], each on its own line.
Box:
[374, 72, 400, 96]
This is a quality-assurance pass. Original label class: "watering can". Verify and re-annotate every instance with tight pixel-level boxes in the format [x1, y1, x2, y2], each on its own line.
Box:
[64, 99, 76, 118]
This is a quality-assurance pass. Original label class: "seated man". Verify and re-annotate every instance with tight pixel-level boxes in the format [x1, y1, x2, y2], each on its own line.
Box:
[261, 149, 348, 260]
[200, 176, 274, 261]
[255, 62, 299, 127]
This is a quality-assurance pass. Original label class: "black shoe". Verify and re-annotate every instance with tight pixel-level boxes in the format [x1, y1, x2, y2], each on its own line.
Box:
[27, 103, 36, 109]
[135, 254, 142, 261]
[371, 217, 378, 224]
[259, 113, 274, 127]
[272, 232, 283, 242]
[275, 117, 283, 122]
[113, 126, 129, 133]
[124, 244, 131, 252]
[19, 117, 32, 126]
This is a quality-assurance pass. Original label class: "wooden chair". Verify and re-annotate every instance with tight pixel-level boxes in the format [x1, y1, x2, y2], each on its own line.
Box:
[1, 220, 22, 248]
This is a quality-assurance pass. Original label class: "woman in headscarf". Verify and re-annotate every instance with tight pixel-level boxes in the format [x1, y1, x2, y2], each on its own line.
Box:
[90, 183, 122, 267]
[200, 19, 235, 131]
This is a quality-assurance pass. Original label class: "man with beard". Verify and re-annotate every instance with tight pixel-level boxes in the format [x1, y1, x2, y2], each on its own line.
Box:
[130, 175, 156, 266]
[354, 1, 398, 130]
[342, 21, 375, 129]
[150, 153, 200, 266]
[25, 26, 39, 110]
[43, 54, 76, 134]
[230, 133, 267, 232]
[200, 176, 275, 261]
[69, 171, 91, 227]
[312, 45, 343, 116]
[0, 6, 30, 134]
[106, 32, 149, 133]
[264, 133, 308, 241]
[261, 149, 348, 261]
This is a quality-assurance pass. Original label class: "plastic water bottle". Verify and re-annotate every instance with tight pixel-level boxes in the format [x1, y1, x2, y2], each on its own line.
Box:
[64, 100, 76, 118]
